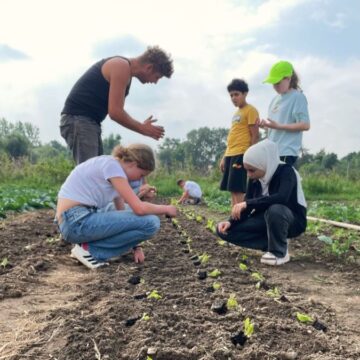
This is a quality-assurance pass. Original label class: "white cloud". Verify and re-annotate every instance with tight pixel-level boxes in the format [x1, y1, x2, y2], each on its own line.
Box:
[1, 0, 359, 158]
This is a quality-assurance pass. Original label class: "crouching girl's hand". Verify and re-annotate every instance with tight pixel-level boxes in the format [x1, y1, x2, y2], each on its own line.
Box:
[133, 246, 145, 263]
[217, 221, 231, 234]
[165, 205, 177, 218]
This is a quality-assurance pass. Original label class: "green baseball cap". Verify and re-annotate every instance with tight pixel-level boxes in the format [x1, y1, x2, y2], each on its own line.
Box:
[263, 60, 293, 84]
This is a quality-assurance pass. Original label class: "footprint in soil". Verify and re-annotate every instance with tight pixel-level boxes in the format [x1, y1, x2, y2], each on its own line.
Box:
[211, 299, 227, 315]
[230, 331, 248, 346]
[313, 319, 327, 332]
[197, 270, 207, 280]
[128, 275, 141, 285]
[125, 315, 141, 327]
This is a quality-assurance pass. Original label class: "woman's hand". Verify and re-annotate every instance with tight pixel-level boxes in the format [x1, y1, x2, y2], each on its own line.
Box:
[259, 118, 280, 129]
[165, 205, 177, 217]
[219, 157, 225, 172]
[217, 221, 231, 234]
[133, 246, 145, 263]
[231, 201, 247, 220]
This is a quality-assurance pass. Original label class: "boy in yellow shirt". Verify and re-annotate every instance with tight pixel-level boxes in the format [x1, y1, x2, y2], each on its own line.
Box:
[220, 79, 259, 206]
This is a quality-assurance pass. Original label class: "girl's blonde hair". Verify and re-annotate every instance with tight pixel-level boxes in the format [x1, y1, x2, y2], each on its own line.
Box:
[112, 144, 155, 171]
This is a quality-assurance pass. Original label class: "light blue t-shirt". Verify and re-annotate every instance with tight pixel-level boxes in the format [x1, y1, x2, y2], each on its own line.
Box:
[58, 156, 127, 208]
[267, 89, 310, 156]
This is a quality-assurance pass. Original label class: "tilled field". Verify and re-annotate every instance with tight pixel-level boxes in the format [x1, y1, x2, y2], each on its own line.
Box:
[0, 206, 359, 360]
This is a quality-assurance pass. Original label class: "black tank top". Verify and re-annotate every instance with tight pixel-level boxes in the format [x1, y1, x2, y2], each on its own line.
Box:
[61, 56, 132, 123]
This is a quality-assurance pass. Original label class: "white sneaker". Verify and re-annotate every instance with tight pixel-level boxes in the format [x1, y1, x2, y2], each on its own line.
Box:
[261, 250, 290, 266]
[70, 245, 109, 270]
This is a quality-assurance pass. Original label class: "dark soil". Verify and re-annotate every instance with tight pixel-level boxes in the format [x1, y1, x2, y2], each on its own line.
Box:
[0, 205, 359, 360]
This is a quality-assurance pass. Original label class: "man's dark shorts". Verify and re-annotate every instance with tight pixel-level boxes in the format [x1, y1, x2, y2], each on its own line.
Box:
[220, 154, 247, 193]
[60, 114, 103, 164]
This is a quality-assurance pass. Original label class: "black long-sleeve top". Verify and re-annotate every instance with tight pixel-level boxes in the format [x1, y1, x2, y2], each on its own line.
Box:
[235, 164, 307, 233]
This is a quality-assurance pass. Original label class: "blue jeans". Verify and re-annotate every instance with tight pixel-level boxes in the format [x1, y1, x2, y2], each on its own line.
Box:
[58, 206, 160, 261]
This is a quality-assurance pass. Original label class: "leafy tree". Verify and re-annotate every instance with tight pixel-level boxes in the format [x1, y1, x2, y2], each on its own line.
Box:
[103, 133, 121, 154]
[5, 132, 31, 158]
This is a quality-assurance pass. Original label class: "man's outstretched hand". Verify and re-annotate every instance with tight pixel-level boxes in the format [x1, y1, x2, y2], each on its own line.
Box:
[142, 116, 165, 140]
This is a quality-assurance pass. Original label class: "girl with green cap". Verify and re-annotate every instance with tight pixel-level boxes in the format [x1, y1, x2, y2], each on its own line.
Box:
[260, 60, 310, 166]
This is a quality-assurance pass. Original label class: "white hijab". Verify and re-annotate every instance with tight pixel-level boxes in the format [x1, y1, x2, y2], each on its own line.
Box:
[243, 139, 307, 207]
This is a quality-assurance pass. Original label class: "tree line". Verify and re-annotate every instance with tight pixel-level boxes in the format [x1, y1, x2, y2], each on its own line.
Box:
[1, 117, 360, 180]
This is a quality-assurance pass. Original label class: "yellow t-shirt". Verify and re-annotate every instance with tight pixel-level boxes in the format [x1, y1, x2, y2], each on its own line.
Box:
[225, 104, 259, 156]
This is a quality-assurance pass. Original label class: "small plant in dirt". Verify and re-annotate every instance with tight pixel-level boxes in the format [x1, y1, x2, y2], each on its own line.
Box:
[147, 290, 162, 300]
[239, 263, 248, 272]
[141, 313, 151, 321]
[217, 238, 226, 246]
[251, 272, 264, 282]
[318, 234, 354, 257]
[199, 252, 211, 264]
[1, 257, 9, 268]
[206, 219, 217, 233]
[212, 282, 221, 290]
[195, 215, 203, 223]
[266, 287, 281, 298]
[208, 269, 222, 278]
[46, 236, 60, 244]
[226, 294, 238, 310]
[171, 218, 179, 227]
[296, 312, 313, 324]
[243, 317, 254, 337]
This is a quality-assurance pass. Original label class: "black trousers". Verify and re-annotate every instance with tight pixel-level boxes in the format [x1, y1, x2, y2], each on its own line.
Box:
[217, 204, 302, 257]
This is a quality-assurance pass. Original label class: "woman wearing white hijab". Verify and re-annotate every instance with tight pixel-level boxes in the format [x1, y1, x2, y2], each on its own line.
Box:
[217, 139, 307, 265]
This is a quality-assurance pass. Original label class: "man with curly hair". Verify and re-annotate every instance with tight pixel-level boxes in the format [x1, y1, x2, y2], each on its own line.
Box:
[60, 46, 174, 164]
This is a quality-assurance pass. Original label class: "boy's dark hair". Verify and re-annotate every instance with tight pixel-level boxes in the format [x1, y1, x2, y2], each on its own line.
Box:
[227, 79, 249, 93]
[177, 179, 184, 186]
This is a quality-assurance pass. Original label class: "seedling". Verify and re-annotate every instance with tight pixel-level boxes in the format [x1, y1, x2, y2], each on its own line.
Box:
[243, 317, 254, 337]
[251, 272, 264, 281]
[146, 356, 153, 360]
[208, 269, 222, 278]
[239, 263, 248, 272]
[212, 282, 221, 290]
[170, 198, 178, 206]
[141, 313, 150, 321]
[206, 219, 216, 233]
[296, 312, 313, 324]
[226, 294, 238, 310]
[171, 218, 179, 227]
[147, 290, 162, 300]
[195, 215, 203, 223]
[217, 239, 226, 246]
[1, 257, 9, 268]
[46, 237, 60, 244]
[266, 287, 281, 298]
[199, 253, 210, 264]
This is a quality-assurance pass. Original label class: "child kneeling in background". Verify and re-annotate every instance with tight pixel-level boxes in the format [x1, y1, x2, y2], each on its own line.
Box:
[217, 139, 307, 266]
[177, 179, 202, 205]
[55, 144, 177, 269]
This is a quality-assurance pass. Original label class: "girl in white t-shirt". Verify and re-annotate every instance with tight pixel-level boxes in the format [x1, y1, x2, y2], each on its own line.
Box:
[56, 144, 176, 269]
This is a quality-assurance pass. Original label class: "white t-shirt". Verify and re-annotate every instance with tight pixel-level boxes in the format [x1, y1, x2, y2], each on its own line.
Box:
[58, 156, 127, 208]
[185, 181, 202, 198]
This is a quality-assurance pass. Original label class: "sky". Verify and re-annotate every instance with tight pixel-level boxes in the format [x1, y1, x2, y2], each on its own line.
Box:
[1, 0, 360, 158]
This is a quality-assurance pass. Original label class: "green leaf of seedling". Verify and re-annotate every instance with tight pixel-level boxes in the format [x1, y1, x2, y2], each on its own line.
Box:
[212, 282, 221, 290]
[141, 313, 150, 321]
[147, 290, 162, 300]
[226, 294, 238, 310]
[208, 269, 222, 278]
[171, 218, 179, 226]
[243, 317, 254, 337]
[317, 235, 333, 245]
[217, 239, 226, 246]
[266, 287, 281, 298]
[239, 263, 248, 271]
[241, 255, 248, 261]
[199, 253, 210, 264]
[147, 356, 153, 360]
[296, 312, 313, 324]
[251, 272, 264, 281]
[46, 237, 59, 244]
[255, 281, 261, 290]
[140, 278, 145, 284]
[1, 258, 9, 268]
